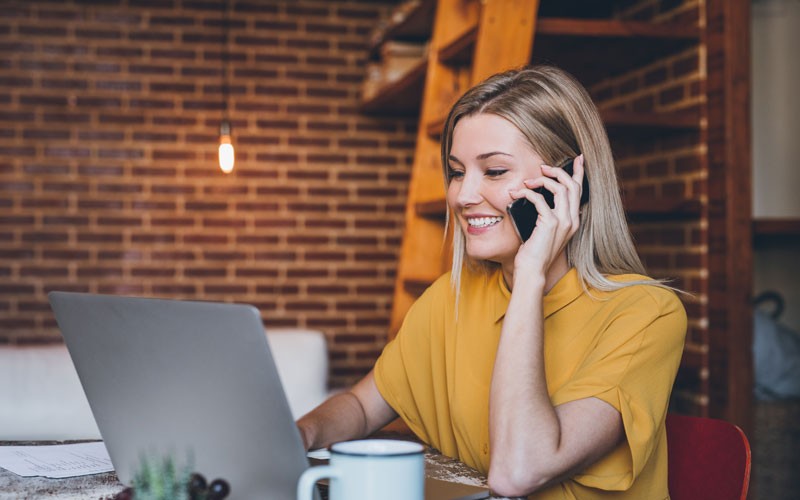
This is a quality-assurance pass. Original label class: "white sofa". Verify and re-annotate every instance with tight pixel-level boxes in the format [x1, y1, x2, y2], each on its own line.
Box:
[0, 328, 329, 440]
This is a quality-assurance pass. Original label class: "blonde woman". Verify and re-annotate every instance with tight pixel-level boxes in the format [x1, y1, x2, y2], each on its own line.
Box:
[298, 66, 686, 499]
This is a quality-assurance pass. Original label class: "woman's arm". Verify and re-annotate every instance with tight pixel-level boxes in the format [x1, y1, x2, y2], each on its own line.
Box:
[296, 370, 398, 450]
[488, 158, 623, 496]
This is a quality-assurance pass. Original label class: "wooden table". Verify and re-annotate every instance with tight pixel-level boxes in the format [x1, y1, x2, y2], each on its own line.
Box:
[0, 440, 499, 499]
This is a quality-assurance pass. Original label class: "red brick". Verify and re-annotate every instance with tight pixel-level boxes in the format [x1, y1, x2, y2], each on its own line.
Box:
[235, 267, 280, 278]
[132, 268, 175, 278]
[287, 268, 330, 279]
[152, 285, 197, 295]
[306, 251, 347, 261]
[77, 232, 123, 243]
[185, 267, 227, 278]
[77, 267, 123, 278]
[184, 233, 229, 245]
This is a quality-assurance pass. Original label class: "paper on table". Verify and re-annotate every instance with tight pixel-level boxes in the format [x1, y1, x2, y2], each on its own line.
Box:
[0, 441, 114, 478]
[306, 448, 330, 460]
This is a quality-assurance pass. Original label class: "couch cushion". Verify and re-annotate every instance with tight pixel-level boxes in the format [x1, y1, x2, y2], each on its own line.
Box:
[0, 329, 329, 440]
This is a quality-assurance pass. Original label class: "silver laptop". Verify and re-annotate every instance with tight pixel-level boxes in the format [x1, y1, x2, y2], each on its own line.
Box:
[49, 292, 489, 500]
[50, 291, 308, 499]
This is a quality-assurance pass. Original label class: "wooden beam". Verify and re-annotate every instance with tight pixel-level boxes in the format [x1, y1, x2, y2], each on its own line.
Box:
[471, 0, 540, 84]
[704, 0, 753, 435]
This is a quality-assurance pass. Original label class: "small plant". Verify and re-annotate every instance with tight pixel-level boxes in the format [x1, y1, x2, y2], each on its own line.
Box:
[107, 455, 230, 500]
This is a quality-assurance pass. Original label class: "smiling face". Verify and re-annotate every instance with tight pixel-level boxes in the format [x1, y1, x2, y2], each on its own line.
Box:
[446, 113, 545, 271]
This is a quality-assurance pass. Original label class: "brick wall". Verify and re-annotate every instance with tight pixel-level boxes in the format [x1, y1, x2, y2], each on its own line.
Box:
[0, 0, 416, 388]
[592, 0, 708, 415]
[0, 0, 712, 410]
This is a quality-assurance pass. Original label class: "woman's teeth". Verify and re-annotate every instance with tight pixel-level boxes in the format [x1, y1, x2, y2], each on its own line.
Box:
[468, 216, 502, 228]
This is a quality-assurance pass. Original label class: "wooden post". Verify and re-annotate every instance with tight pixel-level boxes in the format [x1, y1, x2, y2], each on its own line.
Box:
[704, 0, 753, 435]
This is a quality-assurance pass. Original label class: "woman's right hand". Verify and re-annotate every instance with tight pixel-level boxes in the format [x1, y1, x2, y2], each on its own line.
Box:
[509, 155, 586, 281]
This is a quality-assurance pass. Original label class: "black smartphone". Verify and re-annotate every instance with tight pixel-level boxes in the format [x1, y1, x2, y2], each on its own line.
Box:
[506, 158, 590, 242]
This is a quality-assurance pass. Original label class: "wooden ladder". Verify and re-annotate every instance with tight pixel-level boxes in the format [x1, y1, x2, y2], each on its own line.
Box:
[389, 0, 540, 337]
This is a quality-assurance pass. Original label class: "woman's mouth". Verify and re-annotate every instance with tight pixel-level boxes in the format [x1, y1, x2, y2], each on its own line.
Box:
[467, 216, 503, 230]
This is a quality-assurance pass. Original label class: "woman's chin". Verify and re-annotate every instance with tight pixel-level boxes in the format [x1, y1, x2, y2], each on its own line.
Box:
[464, 247, 514, 267]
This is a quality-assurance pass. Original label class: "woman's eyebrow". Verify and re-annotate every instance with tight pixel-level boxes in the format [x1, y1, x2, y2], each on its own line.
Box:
[476, 151, 513, 160]
[449, 151, 513, 165]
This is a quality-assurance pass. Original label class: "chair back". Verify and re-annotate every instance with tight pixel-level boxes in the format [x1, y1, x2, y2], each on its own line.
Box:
[666, 413, 751, 500]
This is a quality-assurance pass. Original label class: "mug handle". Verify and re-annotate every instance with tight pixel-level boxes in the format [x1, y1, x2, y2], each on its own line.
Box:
[297, 465, 339, 500]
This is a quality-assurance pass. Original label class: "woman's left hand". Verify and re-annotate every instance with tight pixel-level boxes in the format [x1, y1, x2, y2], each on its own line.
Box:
[508, 154, 586, 277]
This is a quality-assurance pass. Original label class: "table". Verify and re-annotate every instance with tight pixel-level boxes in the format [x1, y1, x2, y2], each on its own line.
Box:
[0, 440, 498, 499]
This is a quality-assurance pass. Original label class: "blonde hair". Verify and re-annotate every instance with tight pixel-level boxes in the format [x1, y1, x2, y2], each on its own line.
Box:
[442, 65, 661, 294]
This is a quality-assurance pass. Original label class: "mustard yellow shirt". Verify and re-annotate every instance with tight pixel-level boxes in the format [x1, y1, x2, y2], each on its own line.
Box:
[374, 267, 686, 499]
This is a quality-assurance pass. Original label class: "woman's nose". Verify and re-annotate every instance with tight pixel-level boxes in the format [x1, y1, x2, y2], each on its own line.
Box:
[455, 172, 483, 207]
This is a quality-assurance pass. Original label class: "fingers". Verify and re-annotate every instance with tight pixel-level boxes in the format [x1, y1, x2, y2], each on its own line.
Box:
[573, 154, 585, 185]
[517, 157, 583, 236]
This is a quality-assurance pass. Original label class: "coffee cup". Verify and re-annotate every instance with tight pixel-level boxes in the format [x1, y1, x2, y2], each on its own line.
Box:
[297, 439, 425, 500]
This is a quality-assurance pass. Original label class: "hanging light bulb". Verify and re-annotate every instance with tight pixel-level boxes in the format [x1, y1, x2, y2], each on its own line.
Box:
[218, 120, 234, 174]
[217, 0, 234, 174]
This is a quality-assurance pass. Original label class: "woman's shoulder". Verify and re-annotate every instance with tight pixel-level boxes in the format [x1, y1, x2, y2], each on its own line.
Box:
[591, 275, 688, 347]
[600, 274, 686, 315]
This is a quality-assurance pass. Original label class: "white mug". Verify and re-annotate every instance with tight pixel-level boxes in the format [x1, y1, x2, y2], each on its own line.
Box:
[297, 439, 425, 500]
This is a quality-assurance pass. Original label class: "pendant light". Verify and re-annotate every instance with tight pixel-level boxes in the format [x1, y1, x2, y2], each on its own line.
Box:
[218, 0, 234, 174]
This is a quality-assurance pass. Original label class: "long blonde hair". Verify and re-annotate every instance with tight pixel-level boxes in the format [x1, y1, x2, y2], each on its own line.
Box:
[442, 65, 659, 293]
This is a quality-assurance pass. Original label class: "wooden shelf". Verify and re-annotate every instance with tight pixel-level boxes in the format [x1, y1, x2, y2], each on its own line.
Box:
[439, 25, 477, 65]
[533, 18, 699, 86]
[368, 0, 436, 57]
[753, 217, 800, 235]
[360, 58, 427, 115]
[415, 198, 447, 219]
[602, 108, 700, 132]
[436, 18, 699, 86]
[403, 275, 438, 296]
[367, 16, 700, 118]
[753, 217, 800, 244]
[425, 115, 446, 138]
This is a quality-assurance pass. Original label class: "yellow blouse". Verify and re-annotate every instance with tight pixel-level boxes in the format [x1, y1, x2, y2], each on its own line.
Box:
[374, 267, 686, 499]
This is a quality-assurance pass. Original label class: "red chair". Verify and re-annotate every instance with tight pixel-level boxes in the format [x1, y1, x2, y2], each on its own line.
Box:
[666, 413, 751, 500]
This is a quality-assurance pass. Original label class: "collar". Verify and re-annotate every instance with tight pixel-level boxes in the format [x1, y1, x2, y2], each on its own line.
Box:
[492, 267, 584, 323]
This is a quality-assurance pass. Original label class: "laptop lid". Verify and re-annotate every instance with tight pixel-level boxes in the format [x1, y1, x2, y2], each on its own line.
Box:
[49, 291, 309, 500]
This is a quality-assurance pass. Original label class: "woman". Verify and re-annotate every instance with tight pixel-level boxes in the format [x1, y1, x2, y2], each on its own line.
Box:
[297, 66, 686, 499]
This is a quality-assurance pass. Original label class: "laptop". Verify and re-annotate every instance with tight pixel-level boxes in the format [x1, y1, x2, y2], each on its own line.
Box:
[49, 292, 489, 500]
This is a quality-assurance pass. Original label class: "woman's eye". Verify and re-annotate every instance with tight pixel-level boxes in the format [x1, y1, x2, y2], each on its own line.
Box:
[447, 168, 464, 180]
[486, 169, 507, 177]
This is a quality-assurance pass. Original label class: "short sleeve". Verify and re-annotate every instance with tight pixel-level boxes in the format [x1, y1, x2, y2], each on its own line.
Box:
[373, 274, 450, 444]
[551, 286, 687, 490]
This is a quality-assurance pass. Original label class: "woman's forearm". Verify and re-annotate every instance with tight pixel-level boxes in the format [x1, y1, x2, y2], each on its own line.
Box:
[488, 276, 624, 497]
[488, 275, 563, 493]
[296, 370, 398, 450]
[297, 391, 370, 450]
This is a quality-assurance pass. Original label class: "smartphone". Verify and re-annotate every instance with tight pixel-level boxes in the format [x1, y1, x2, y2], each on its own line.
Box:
[506, 158, 590, 242]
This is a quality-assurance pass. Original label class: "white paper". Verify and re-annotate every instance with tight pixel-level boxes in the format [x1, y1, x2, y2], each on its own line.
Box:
[306, 448, 330, 460]
[0, 441, 114, 478]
